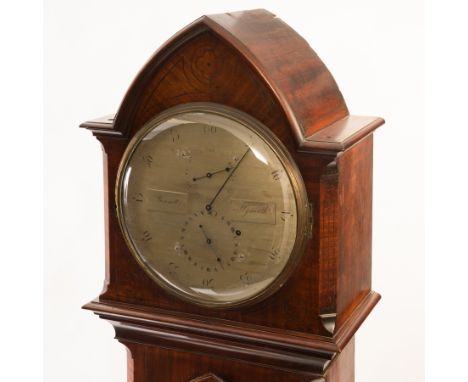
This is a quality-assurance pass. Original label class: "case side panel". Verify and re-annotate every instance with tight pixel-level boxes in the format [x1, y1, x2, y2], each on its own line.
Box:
[335, 135, 373, 330]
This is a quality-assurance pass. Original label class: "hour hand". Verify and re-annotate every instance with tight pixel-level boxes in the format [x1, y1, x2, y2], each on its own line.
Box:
[192, 166, 231, 182]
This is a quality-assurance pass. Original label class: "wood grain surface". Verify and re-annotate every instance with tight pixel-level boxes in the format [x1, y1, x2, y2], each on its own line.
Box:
[81, 9, 384, 381]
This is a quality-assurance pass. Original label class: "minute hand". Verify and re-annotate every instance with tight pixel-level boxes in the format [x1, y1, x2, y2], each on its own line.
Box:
[205, 147, 250, 211]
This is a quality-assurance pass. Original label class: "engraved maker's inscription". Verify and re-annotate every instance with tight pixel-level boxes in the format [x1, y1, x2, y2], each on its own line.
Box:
[147, 189, 188, 214]
[230, 199, 276, 224]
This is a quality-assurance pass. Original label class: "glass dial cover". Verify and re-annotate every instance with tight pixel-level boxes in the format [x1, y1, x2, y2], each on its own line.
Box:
[116, 103, 309, 307]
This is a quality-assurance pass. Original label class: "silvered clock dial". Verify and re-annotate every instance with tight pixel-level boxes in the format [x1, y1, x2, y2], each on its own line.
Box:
[116, 103, 309, 307]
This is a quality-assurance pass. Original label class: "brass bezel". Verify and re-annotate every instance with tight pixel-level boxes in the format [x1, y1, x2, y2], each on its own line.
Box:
[115, 102, 310, 309]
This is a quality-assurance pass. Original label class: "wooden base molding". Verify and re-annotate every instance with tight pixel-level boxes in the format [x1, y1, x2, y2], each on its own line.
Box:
[83, 291, 379, 377]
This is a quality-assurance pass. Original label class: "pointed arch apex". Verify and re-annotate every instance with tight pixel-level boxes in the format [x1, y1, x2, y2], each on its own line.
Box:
[82, 9, 383, 153]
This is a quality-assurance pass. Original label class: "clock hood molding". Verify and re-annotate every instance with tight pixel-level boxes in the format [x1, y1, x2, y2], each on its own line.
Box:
[81, 9, 383, 154]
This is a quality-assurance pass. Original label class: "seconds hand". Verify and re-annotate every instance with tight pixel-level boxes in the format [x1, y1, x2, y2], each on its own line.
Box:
[198, 224, 224, 269]
[205, 147, 250, 212]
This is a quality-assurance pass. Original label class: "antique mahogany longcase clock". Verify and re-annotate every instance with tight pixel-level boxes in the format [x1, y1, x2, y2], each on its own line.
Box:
[81, 9, 384, 382]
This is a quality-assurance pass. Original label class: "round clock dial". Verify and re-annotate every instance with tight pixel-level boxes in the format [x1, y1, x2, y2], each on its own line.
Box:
[116, 103, 309, 307]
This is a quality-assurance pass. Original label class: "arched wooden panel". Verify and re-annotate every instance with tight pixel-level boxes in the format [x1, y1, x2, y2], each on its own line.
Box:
[127, 29, 295, 151]
[83, 10, 382, 153]
[108, 10, 351, 149]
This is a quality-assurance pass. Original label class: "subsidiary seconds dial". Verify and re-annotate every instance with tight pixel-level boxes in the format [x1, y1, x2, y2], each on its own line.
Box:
[177, 209, 242, 275]
[116, 103, 309, 307]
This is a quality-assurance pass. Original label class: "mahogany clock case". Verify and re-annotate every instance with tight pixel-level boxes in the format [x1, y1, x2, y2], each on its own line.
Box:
[81, 8, 384, 382]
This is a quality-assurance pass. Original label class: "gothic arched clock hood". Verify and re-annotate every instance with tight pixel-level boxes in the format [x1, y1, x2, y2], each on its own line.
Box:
[81, 9, 384, 382]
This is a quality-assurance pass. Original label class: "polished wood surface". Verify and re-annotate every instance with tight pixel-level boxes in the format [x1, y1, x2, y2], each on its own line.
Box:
[302, 115, 384, 153]
[81, 8, 383, 381]
[84, 292, 378, 374]
[336, 136, 374, 330]
[125, 343, 318, 382]
[120, 336, 355, 382]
